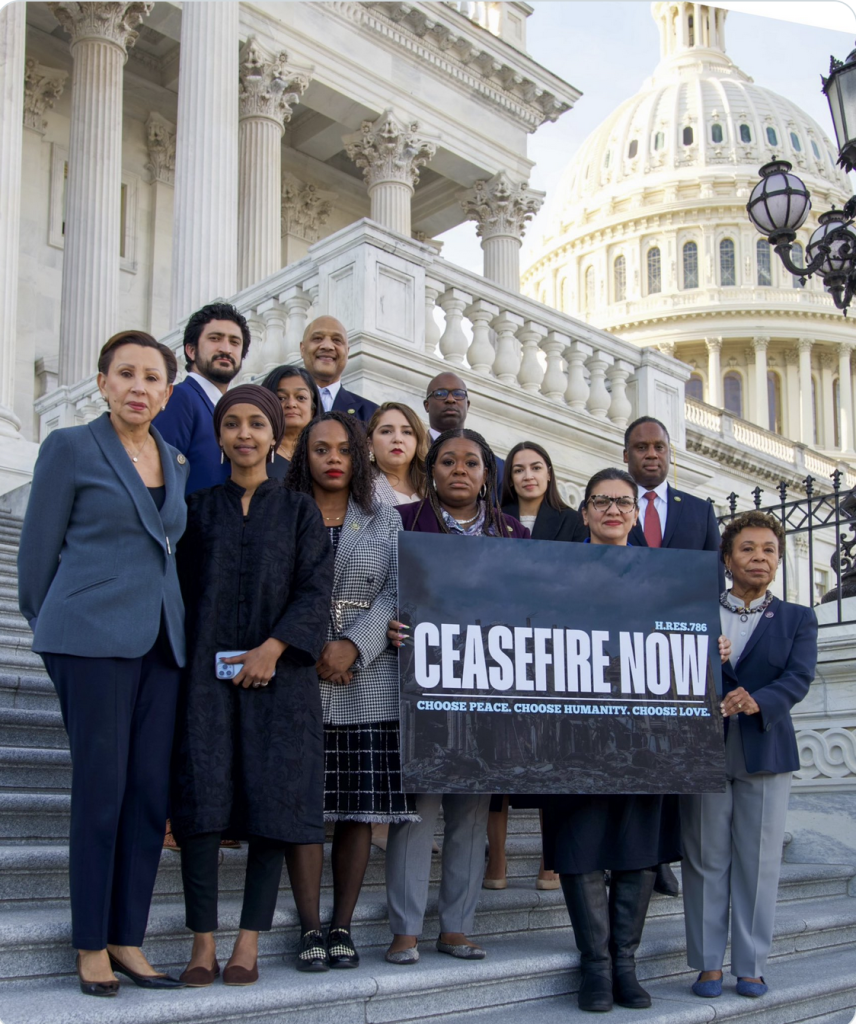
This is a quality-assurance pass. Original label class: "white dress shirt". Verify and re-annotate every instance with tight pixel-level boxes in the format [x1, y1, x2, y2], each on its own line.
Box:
[720, 590, 767, 666]
[428, 426, 440, 442]
[187, 371, 225, 408]
[635, 478, 669, 535]
[319, 379, 342, 412]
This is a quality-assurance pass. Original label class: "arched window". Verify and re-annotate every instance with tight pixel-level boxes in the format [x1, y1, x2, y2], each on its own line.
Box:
[811, 140, 821, 159]
[719, 238, 736, 286]
[686, 374, 704, 401]
[766, 126, 778, 147]
[740, 123, 752, 143]
[756, 239, 772, 286]
[683, 126, 694, 146]
[614, 255, 626, 301]
[683, 241, 699, 289]
[790, 132, 801, 152]
[647, 247, 661, 294]
[711, 123, 723, 144]
[724, 371, 743, 417]
[767, 371, 782, 434]
[654, 131, 664, 151]
[585, 266, 595, 315]
[628, 139, 638, 159]
[791, 242, 805, 288]
[688, 13, 694, 46]
[604, 150, 611, 168]
[834, 378, 841, 448]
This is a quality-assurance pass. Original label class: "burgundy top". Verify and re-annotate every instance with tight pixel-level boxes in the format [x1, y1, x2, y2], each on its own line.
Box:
[396, 500, 530, 538]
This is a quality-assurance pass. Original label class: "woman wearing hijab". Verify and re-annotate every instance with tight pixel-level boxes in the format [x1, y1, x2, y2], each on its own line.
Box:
[259, 365, 322, 479]
[170, 384, 334, 987]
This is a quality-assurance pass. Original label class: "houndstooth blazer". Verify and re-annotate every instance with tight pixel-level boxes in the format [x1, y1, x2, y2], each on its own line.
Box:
[319, 498, 400, 725]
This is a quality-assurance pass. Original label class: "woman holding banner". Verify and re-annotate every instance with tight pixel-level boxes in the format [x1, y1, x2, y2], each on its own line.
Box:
[384, 429, 528, 965]
[680, 511, 816, 1000]
[542, 467, 729, 1014]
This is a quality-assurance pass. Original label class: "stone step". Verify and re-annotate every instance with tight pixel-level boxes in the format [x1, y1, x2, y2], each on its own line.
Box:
[0, 910, 851, 1022]
[0, 599, 23, 614]
[0, 612, 33, 633]
[0, 673, 55, 712]
[0, 708, 67, 749]
[0, 792, 71, 840]
[0, 748, 71, 790]
[0, 583, 21, 600]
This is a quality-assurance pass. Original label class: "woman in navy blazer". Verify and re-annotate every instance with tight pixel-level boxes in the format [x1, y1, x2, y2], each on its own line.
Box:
[680, 511, 817, 1001]
[18, 331, 189, 997]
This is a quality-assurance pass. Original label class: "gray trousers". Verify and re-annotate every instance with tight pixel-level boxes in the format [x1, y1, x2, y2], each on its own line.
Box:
[680, 722, 791, 978]
[385, 793, 491, 936]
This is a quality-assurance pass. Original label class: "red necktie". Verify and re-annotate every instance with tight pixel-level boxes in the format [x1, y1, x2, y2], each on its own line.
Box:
[644, 491, 662, 548]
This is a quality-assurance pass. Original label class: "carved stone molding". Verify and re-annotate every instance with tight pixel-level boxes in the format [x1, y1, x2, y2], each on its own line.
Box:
[48, 2, 152, 53]
[704, 336, 722, 353]
[460, 172, 545, 241]
[145, 112, 175, 185]
[238, 37, 311, 130]
[343, 109, 436, 190]
[795, 725, 856, 785]
[281, 172, 336, 243]
[23, 59, 67, 134]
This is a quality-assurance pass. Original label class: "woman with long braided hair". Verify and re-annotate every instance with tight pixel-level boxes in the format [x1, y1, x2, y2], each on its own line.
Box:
[383, 428, 528, 967]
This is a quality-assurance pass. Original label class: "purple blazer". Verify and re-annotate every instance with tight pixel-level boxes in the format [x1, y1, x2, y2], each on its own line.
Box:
[396, 500, 530, 538]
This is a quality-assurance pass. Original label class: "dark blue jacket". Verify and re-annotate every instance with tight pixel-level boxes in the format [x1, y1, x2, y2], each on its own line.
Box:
[723, 597, 817, 774]
[331, 385, 378, 423]
[153, 377, 229, 496]
[18, 413, 189, 664]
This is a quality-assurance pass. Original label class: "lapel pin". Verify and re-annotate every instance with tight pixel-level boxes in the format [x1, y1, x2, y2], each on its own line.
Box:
[765, 611, 774, 618]
[177, 454, 186, 464]
[348, 408, 356, 415]
[350, 522, 360, 531]
[674, 495, 682, 501]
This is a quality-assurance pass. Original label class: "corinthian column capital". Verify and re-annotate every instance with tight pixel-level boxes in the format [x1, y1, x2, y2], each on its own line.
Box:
[23, 59, 67, 134]
[238, 37, 311, 130]
[48, 2, 152, 54]
[145, 112, 175, 184]
[343, 109, 437, 190]
[460, 172, 545, 241]
[281, 172, 336, 243]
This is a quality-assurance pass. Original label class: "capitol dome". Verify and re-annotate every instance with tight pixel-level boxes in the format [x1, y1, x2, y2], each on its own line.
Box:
[522, 2, 856, 459]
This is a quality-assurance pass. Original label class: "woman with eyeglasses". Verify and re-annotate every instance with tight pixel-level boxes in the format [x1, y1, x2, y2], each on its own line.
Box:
[542, 468, 729, 1014]
[259, 365, 322, 479]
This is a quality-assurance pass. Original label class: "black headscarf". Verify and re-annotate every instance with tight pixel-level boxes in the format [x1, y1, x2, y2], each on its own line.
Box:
[212, 384, 287, 448]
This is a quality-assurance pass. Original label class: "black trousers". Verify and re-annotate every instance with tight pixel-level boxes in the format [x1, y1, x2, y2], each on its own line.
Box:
[180, 832, 286, 933]
[42, 629, 180, 950]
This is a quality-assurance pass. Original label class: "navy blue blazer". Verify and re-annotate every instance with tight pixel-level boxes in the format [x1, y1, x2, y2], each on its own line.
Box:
[722, 597, 817, 775]
[18, 413, 189, 664]
[153, 377, 229, 495]
[331, 385, 378, 423]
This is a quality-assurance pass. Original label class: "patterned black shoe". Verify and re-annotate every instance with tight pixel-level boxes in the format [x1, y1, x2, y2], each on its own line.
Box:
[294, 929, 330, 972]
[327, 927, 360, 969]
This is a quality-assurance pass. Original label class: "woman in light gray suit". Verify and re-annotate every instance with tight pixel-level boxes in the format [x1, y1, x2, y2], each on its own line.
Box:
[18, 331, 189, 997]
[288, 412, 418, 970]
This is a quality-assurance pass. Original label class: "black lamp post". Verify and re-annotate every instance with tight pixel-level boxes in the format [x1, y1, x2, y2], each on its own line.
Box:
[823, 45, 856, 173]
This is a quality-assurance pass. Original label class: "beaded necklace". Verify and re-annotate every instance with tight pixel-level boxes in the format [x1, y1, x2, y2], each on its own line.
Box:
[719, 590, 773, 623]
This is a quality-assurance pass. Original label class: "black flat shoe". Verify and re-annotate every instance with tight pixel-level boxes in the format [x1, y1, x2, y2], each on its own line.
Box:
[327, 927, 360, 969]
[107, 952, 186, 988]
[76, 955, 119, 997]
[653, 863, 680, 897]
[295, 929, 330, 972]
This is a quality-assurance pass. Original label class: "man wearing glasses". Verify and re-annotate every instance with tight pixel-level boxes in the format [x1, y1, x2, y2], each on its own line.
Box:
[423, 372, 505, 489]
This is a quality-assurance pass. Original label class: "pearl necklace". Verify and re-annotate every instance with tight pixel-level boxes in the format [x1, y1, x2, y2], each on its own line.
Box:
[452, 509, 480, 527]
[719, 590, 773, 623]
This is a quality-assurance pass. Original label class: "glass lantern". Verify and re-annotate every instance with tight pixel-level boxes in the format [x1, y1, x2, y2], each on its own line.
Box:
[746, 160, 811, 242]
[806, 210, 856, 277]
[823, 46, 856, 172]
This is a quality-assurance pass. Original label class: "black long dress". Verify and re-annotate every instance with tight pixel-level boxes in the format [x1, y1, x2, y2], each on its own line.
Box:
[170, 478, 334, 845]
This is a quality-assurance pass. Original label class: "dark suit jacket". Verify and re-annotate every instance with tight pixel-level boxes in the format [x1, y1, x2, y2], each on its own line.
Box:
[722, 598, 817, 774]
[502, 501, 587, 543]
[397, 500, 530, 538]
[331, 385, 378, 423]
[18, 413, 189, 664]
[153, 377, 229, 495]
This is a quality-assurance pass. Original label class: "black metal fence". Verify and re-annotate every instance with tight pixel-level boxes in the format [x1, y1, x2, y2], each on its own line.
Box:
[716, 471, 856, 629]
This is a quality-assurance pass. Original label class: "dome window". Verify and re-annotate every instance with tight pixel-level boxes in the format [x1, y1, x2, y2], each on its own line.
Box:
[682, 241, 699, 289]
[790, 132, 801, 152]
[647, 247, 662, 295]
[604, 150, 611, 168]
[811, 140, 821, 159]
[724, 372, 743, 417]
[686, 374, 704, 402]
[585, 266, 595, 314]
[711, 123, 723, 144]
[719, 238, 736, 286]
[683, 126, 694, 146]
[653, 131, 665, 151]
[791, 242, 806, 288]
[739, 124, 752, 144]
[756, 239, 772, 286]
[628, 139, 638, 159]
[614, 256, 626, 301]
[766, 126, 778, 147]
[768, 372, 783, 435]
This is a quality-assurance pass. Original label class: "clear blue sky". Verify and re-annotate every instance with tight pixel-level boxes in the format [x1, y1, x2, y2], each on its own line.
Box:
[438, 1, 856, 273]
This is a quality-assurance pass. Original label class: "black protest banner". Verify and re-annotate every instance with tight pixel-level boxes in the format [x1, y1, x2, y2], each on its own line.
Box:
[398, 533, 726, 795]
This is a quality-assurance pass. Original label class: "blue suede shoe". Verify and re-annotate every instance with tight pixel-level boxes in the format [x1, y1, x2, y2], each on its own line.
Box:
[691, 973, 723, 997]
[736, 977, 768, 997]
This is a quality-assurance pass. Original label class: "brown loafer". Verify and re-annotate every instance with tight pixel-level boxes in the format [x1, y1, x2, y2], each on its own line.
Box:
[223, 961, 258, 986]
[179, 960, 220, 987]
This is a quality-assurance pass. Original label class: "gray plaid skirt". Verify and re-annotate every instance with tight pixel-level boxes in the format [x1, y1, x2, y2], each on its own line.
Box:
[323, 720, 419, 824]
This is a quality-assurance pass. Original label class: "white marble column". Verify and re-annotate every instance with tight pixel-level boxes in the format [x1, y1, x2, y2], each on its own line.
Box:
[752, 335, 769, 430]
[145, 112, 175, 339]
[0, 2, 26, 436]
[838, 343, 854, 453]
[343, 109, 436, 237]
[460, 173, 544, 293]
[171, 1, 238, 325]
[820, 352, 836, 449]
[705, 336, 722, 407]
[784, 347, 801, 440]
[238, 38, 310, 290]
[49, 2, 151, 386]
[798, 338, 814, 444]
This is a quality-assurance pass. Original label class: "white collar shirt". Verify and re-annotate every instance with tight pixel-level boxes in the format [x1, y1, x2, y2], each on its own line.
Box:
[635, 478, 669, 535]
[187, 372, 224, 409]
[429, 426, 440, 441]
[319, 379, 342, 412]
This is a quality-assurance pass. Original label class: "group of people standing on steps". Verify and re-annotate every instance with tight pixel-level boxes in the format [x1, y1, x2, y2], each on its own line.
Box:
[17, 300, 817, 1012]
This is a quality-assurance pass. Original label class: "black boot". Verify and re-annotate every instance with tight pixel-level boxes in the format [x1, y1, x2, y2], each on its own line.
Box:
[609, 869, 655, 1009]
[653, 862, 680, 897]
[560, 871, 613, 1013]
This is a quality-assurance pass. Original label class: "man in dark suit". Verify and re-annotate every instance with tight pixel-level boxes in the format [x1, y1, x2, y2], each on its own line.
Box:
[623, 415, 722, 897]
[153, 302, 250, 495]
[300, 316, 378, 421]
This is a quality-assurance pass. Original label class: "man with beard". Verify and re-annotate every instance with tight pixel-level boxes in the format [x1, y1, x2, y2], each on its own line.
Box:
[154, 302, 250, 495]
[423, 371, 504, 489]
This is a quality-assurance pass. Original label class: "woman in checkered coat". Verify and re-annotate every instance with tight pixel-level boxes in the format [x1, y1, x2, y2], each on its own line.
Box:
[288, 411, 418, 971]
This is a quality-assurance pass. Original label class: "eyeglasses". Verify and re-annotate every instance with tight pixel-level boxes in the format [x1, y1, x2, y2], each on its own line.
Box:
[426, 388, 468, 401]
[587, 494, 637, 513]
